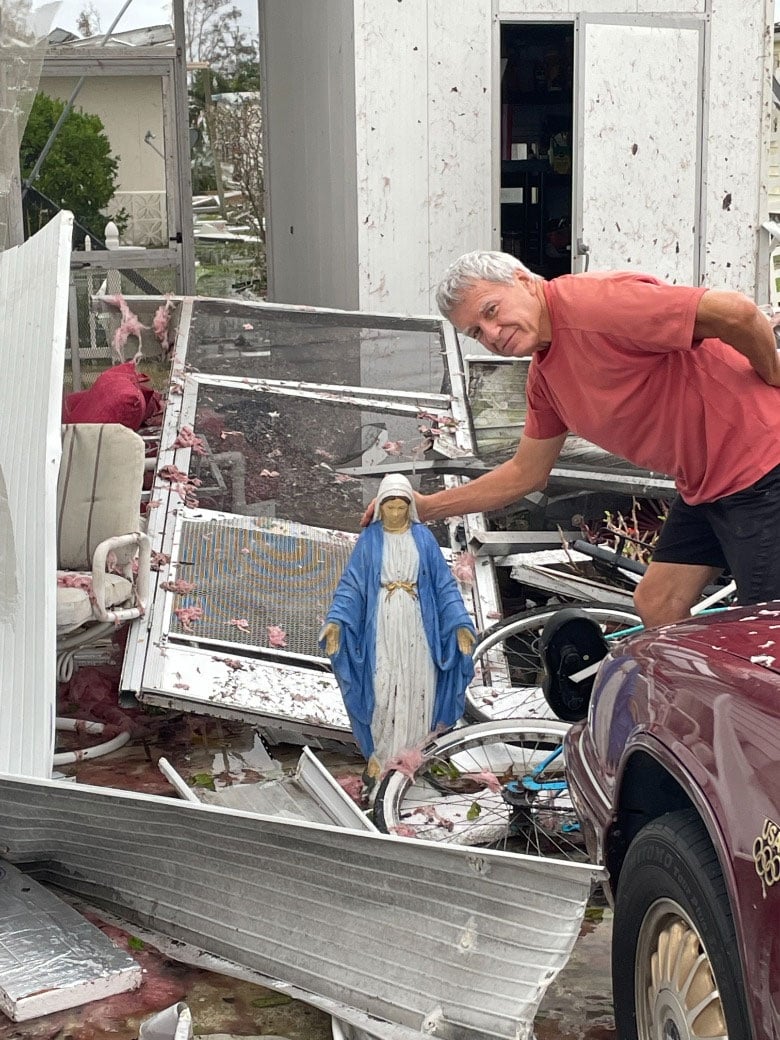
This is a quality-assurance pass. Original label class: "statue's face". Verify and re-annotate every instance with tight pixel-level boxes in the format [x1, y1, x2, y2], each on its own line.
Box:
[379, 496, 411, 532]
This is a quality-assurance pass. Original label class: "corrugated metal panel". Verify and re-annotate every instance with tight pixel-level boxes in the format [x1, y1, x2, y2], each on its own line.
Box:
[0, 773, 603, 1040]
[0, 212, 73, 777]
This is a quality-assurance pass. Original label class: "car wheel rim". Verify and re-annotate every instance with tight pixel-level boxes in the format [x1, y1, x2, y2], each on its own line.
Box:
[636, 899, 728, 1040]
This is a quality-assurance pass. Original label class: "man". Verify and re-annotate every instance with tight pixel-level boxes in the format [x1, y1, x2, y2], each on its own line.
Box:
[367, 251, 780, 627]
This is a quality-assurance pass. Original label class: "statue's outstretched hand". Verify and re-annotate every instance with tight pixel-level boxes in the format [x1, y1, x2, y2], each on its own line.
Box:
[321, 621, 341, 655]
[457, 627, 476, 654]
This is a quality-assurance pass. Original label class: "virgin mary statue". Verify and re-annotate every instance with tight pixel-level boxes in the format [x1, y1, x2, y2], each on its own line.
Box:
[320, 474, 476, 786]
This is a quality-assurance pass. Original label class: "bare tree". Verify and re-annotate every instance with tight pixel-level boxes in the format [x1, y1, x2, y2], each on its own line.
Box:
[180, 0, 255, 78]
[76, 2, 102, 38]
[214, 93, 264, 244]
[0, 0, 36, 40]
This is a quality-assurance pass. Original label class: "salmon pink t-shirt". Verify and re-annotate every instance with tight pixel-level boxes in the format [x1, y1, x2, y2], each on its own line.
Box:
[524, 272, 780, 504]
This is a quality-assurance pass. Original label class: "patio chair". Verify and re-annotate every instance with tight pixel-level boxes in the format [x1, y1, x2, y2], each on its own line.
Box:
[56, 423, 151, 681]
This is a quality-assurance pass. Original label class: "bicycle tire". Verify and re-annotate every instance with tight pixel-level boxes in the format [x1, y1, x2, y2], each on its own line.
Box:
[374, 718, 589, 860]
[467, 602, 642, 723]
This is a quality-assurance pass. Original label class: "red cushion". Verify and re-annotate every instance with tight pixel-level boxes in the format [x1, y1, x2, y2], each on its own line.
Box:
[63, 363, 162, 431]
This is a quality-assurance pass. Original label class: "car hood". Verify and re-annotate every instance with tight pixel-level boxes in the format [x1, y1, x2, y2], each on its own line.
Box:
[664, 604, 780, 676]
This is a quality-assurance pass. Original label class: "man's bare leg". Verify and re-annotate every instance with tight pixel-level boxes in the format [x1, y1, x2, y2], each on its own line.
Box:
[634, 561, 723, 628]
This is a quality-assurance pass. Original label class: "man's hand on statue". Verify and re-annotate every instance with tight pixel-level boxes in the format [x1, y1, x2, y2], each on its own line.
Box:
[360, 490, 429, 527]
[457, 627, 476, 654]
[322, 621, 341, 655]
[360, 500, 376, 528]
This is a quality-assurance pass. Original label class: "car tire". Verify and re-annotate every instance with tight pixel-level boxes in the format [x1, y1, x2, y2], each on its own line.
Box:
[612, 809, 751, 1040]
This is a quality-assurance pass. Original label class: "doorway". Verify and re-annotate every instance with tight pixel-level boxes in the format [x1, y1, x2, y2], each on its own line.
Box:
[500, 23, 574, 279]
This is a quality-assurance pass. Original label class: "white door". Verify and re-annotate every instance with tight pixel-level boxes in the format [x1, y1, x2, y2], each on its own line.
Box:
[575, 18, 704, 284]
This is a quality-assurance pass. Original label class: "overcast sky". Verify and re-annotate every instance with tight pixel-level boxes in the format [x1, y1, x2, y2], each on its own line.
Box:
[51, 0, 258, 35]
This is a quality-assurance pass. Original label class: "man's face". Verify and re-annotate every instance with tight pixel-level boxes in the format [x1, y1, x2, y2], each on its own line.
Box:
[448, 271, 547, 357]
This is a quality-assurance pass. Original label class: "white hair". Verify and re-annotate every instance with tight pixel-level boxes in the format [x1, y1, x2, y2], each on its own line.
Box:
[435, 250, 541, 317]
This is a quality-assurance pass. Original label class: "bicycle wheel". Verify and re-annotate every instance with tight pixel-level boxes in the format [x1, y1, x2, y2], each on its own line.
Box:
[374, 719, 589, 861]
[467, 602, 642, 723]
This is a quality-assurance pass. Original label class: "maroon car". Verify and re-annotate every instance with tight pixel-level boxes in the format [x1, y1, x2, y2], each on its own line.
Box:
[563, 604, 780, 1040]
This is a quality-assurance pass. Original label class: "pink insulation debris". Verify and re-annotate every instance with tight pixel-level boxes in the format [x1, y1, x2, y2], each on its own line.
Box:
[469, 770, 502, 793]
[160, 579, 197, 595]
[451, 551, 476, 586]
[170, 426, 207, 456]
[57, 573, 95, 595]
[267, 624, 287, 648]
[336, 774, 364, 805]
[152, 295, 176, 354]
[174, 605, 204, 632]
[384, 744, 425, 780]
[158, 464, 202, 508]
[390, 824, 419, 838]
[104, 293, 147, 363]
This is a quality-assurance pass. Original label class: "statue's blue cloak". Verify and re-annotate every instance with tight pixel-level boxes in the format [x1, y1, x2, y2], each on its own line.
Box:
[321, 521, 475, 757]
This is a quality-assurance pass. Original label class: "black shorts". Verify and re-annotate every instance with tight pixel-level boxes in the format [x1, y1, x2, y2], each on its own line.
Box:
[653, 463, 780, 605]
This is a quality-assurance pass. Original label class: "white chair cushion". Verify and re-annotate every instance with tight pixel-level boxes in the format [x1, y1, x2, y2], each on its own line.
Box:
[58, 424, 145, 571]
[56, 572, 133, 632]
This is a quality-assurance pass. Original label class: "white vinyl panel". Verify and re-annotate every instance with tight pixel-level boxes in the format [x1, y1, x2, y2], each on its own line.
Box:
[702, 0, 771, 294]
[261, 0, 358, 309]
[578, 22, 700, 283]
[427, 0, 494, 303]
[355, 0, 429, 314]
[0, 212, 72, 777]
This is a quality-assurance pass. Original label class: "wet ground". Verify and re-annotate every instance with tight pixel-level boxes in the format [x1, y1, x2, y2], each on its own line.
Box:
[0, 906, 614, 1040]
[0, 678, 616, 1040]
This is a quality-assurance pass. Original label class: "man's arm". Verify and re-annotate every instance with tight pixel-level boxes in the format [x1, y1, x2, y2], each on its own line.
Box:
[415, 432, 567, 523]
[694, 290, 780, 386]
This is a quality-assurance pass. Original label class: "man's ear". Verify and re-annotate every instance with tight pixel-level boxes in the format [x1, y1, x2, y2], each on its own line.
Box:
[514, 268, 532, 287]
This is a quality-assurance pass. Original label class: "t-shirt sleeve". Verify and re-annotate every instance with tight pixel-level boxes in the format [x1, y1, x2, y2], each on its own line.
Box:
[551, 274, 707, 355]
[524, 361, 568, 440]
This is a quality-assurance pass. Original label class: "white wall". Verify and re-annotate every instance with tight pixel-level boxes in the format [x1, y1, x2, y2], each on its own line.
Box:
[354, 0, 493, 314]
[260, 0, 359, 309]
[261, 0, 771, 313]
[39, 75, 166, 194]
[702, 0, 772, 294]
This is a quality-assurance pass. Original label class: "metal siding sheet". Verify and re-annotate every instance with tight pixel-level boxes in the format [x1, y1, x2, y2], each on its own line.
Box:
[427, 1, 494, 297]
[355, 0, 429, 314]
[0, 773, 602, 1039]
[262, 0, 359, 309]
[0, 212, 73, 778]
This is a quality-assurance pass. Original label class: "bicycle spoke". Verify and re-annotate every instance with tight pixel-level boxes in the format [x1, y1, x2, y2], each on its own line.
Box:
[375, 720, 592, 862]
[467, 603, 641, 723]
